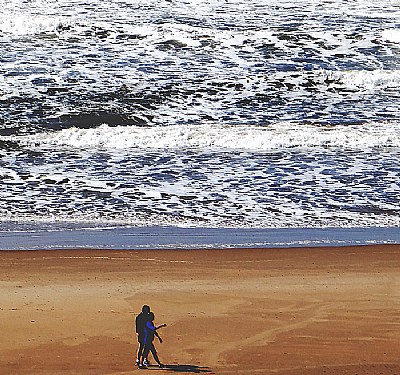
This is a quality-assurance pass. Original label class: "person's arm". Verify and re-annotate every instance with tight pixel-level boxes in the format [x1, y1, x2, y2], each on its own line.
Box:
[135, 315, 140, 334]
[146, 321, 156, 331]
[155, 331, 163, 343]
[146, 321, 165, 342]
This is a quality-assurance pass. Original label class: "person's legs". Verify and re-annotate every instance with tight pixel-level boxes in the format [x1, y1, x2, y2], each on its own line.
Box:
[149, 343, 163, 366]
[141, 344, 150, 366]
[137, 340, 144, 364]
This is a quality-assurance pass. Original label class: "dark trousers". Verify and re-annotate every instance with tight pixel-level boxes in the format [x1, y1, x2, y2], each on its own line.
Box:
[143, 342, 160, 364]
[137, 335, 145, 361]
[137, 341, 145, 360]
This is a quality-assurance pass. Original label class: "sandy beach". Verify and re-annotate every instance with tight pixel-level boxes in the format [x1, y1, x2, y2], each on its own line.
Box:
[1, 245, 400, 374]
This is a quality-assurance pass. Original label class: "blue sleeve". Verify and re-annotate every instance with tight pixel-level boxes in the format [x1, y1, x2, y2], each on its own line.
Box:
[146, 321, 156, 331]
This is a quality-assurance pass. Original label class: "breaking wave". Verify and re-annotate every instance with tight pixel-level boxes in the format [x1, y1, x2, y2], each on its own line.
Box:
[12, 122, 400, 151]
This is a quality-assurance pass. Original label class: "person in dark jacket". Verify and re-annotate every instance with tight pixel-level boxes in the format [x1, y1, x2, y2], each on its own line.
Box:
[135, 305, 150, 366]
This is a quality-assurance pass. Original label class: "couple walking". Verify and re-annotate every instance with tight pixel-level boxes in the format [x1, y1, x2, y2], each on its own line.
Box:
[135, 305, 166, 369]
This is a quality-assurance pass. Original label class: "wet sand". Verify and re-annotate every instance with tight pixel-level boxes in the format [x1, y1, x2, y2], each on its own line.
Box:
[1, 245, 400, 374]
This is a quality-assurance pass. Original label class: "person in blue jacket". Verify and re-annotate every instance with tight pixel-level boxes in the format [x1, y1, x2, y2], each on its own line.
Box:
[139, 312, 166, 368]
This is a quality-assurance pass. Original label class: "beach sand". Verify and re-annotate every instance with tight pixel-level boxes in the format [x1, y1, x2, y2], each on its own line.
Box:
[1, 245, 400, 374]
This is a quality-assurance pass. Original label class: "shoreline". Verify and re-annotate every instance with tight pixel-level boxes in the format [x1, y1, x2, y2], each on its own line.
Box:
[1, 225, 399, 250]
[2, 244, 400, 374]
[1, 242, 400, 253]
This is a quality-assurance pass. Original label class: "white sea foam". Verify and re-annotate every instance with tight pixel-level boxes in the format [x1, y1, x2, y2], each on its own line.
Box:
[328, 69, 400, 90]
[0, 14, 71, 36]
[12, 122, 400, 151]
[382, 29, 400, 43]
[1, 0, 400, 231]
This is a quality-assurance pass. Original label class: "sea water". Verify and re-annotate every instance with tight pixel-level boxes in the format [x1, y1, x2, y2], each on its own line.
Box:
[0, 0, 399, 248]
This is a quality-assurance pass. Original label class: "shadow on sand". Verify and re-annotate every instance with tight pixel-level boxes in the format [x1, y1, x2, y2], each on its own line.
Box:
[145, 364, 213, 373]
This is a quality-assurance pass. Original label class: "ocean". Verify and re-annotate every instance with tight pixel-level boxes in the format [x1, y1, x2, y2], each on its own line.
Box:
[1, 0, 399, 248]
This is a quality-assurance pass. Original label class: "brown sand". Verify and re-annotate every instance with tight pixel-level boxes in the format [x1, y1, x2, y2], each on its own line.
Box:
[1, 245, 400, 374]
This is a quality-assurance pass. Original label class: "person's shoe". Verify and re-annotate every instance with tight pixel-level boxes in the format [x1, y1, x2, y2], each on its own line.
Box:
[135, 359, 140, 366]
[158, 363, 165, 368]
[143, 359, 150, 366]
[138, 363, 146, 369]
